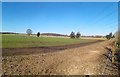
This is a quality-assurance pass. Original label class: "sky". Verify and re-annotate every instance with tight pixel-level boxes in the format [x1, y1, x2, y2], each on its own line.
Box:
[2, 2, 118, 36]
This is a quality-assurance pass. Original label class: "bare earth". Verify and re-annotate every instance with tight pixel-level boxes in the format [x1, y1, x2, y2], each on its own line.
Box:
[2, 40, 118, 75]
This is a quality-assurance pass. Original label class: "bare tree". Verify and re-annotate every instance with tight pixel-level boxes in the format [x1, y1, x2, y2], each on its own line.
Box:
[26, 29, 32, 36]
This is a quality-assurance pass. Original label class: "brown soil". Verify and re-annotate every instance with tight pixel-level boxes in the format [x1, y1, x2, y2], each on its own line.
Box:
[2, 40, 103, 56]
[2, 40, 119, 75]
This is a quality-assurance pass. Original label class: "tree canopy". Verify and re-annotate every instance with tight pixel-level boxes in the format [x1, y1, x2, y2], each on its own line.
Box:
[26, 29, 32, 36]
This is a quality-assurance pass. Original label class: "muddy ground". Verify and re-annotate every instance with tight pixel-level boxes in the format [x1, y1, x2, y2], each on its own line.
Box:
[2, 40, 119, 75]
[2, 40, 103, 56]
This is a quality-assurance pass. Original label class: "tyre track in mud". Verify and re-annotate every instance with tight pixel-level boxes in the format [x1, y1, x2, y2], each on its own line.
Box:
[2, 40, 103, 56]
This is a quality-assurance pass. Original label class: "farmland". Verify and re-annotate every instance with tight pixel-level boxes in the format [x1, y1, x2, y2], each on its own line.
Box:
[2, 34, 103, 48]
[2, 1, 119, 75]
[2, 34, 119, 75]
[2, 38, 118, 75]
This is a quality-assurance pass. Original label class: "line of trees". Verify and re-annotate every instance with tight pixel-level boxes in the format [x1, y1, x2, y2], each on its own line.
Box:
[106, 32, 115, 40]
[26, 29, 116, 40]
[70, 32, 81, 39]
[26, 29, 81, 38]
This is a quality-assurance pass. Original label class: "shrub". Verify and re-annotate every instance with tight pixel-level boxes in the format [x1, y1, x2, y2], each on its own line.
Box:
[106, 35, 111, 39]
[37, 32, 40, 37]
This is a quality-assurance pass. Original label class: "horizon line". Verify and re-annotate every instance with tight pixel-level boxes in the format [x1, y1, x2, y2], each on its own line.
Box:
[0, 31, 114, 36]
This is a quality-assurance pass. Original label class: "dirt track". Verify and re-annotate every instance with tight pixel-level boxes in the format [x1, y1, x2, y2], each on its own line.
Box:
[2, 40, 118, 75]
[2, 40, 103, 56]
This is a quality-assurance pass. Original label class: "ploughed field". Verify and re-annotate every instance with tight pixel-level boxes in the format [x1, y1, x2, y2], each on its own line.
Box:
[2, 34, 118, 75]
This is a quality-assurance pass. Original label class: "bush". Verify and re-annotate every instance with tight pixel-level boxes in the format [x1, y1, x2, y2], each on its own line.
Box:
[37, 32, 40, 37]
[106, 35, 111, 39]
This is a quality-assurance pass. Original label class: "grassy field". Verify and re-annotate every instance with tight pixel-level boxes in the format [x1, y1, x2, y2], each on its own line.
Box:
[2, 34, 103, 48]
